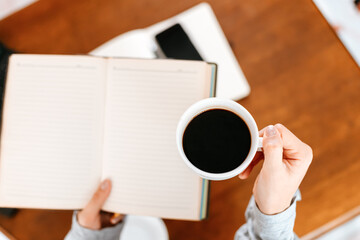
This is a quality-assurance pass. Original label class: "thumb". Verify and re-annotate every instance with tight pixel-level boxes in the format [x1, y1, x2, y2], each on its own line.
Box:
[83, 179, 112, 216]
[263, 125, 283, 168]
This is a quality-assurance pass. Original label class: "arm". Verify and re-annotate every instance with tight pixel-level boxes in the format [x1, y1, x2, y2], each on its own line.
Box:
[64, 179, 125, 240]
[235, 191, 300, 240]
[235, 124, 312, 240]
[65, 211, 124, 240]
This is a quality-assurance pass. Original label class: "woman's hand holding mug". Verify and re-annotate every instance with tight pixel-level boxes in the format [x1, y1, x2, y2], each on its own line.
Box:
[239, 124, 313, 215]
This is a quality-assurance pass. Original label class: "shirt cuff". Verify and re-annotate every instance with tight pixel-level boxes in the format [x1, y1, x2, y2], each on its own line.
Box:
[65, 211, 124, 240]
[253, 190, 301, 226]
[249, 190, 301, 239]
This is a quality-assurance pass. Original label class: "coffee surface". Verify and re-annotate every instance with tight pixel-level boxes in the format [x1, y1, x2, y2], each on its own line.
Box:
[182, 109, 251, 174]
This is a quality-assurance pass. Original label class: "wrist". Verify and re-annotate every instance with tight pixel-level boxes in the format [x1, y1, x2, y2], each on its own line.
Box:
[255, 198, 292, 215]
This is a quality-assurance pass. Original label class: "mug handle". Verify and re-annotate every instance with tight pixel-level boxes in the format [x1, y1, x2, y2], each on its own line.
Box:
[257, 137, 263, 152]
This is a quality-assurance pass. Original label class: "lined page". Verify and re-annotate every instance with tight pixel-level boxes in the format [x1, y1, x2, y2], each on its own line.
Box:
[102, 59, 210, 220]
[0, 54, 106, 209]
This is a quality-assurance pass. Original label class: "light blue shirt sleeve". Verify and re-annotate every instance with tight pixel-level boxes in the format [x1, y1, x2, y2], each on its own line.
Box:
[64, 211, 124, 240]
[234, 190, 301, 240]
[65, 191, 300, 240]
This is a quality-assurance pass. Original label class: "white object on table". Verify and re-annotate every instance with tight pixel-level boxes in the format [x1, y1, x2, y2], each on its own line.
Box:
[317, 215, 360, 240]
[0, 0, 37, 21]
[0, 231, 9, 240]
[313, 0, 360, 67]
[119, 215, 169, 240]
[90, 2, 250, 101]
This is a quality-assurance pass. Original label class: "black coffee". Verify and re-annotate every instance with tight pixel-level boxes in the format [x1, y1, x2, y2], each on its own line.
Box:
[182, 109, 251, 174]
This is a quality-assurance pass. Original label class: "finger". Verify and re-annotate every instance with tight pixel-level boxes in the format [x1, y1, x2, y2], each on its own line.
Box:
[263, 125, 283, 168]
[239, 152, 264, 179]
[99, 211, 114, 228]
[98, 211, 124, 228]
[274, 124, 303, 151]
[259, 128, 266, 137]
[110, 213, 124, 225]
[83, 179, 112, 217]
[275, 124, 313, 163]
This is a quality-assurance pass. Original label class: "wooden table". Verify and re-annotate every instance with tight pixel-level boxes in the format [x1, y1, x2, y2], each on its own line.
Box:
[0, 0, 359, 239]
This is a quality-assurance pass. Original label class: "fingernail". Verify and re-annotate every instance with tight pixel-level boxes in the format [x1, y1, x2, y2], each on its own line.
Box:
[100, 180, 109, 190]
[266, 125, 277, 137]
[111, 215, 123, 224]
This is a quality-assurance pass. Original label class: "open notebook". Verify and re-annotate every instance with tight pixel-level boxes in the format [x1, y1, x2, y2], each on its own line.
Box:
[0, 54, 216, 220]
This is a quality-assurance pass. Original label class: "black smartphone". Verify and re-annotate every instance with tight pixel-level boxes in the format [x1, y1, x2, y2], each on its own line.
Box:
[155, 23, 203, 60]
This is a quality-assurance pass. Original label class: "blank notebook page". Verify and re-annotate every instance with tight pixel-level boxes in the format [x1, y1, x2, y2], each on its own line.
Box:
[102, 59, 209, 220]
[0, 55, 106, 209]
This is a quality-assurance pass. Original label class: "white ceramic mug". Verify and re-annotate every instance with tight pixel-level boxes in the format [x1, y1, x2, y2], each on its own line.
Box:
[176, 98, 263, 181]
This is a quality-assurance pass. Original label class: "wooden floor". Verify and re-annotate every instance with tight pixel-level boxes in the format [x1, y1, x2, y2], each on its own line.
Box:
[0, 0, 360, 239]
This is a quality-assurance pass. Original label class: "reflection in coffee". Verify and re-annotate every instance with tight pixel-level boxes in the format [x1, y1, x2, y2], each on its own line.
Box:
[182, 109, 251, 174]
